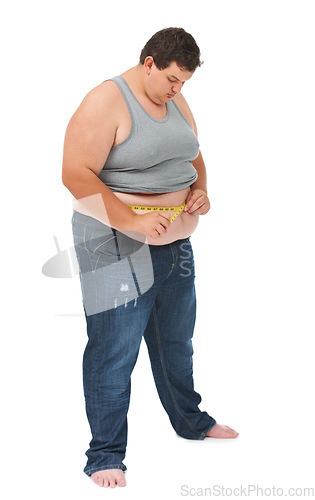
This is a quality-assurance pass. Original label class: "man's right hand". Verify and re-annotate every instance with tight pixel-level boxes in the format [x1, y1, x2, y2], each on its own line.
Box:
[130, 212, 171, 239]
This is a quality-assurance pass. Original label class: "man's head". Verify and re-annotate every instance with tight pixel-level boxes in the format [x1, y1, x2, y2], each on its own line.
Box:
[139, 27, 202, 73]
[139, 28, 202, 104]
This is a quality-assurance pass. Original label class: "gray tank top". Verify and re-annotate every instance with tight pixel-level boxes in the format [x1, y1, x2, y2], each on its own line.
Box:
[98, 76, 199, 193]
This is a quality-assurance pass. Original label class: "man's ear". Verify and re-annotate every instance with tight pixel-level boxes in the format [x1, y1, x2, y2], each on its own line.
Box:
[144, 56, 155, 74]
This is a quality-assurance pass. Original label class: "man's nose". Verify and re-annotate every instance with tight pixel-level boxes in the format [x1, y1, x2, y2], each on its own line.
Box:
[172, 81, 183, 93]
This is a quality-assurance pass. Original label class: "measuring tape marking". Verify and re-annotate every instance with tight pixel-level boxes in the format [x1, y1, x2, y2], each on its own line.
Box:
[128, 201, 186, 223]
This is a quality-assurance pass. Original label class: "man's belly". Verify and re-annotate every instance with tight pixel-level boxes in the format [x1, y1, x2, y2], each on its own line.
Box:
[72, 187, 199, 245]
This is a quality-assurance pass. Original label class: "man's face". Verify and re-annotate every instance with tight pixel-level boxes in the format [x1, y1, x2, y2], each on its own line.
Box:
[144, 60, 194, 104]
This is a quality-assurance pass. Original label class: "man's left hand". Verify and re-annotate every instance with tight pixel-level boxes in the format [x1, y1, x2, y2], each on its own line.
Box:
[184, 189, 210, 215]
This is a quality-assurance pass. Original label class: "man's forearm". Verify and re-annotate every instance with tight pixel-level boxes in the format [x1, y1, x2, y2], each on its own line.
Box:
[191, 151, 207, 193]
[63, 169, 136, 231]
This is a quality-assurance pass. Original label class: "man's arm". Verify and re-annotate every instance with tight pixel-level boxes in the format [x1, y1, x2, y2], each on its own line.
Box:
[173, 93, 210, 215]
[62, 81, 137, 230]
[185, 151, 211, 215]
[62, 82, 171, 237]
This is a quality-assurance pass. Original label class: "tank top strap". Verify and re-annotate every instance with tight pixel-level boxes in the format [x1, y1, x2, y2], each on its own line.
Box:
[109, 75, 175, 126]
[109, 75, 149, 130]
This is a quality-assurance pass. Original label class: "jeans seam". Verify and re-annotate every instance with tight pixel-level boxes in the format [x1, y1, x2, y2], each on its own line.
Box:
[152, 304, 202, 438]
[85, 464, 127, 475]
[112, 228, 121, 260]
[83, 225, 97, 273]
[163, 243, 179, 280]
[127, 255, 142, 297]
[170, 244, 179, 269]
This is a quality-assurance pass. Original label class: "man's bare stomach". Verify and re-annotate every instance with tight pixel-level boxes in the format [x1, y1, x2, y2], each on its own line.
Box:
[72, 187, 199, 245]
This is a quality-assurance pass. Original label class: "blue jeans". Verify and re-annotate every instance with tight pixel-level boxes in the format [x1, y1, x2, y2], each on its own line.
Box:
[71, 210, 216, 476]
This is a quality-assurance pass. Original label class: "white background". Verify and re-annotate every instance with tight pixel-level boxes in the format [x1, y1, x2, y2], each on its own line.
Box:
[1, 0, 314, 498]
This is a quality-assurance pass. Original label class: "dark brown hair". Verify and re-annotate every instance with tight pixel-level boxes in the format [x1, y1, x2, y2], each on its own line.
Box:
[139, 27, 202, 72]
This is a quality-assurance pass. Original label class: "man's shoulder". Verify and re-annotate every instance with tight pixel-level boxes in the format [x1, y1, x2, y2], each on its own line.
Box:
[172, 93, 196, 132]
[81, 79, 122, 111]
[69, 79, 124, 128]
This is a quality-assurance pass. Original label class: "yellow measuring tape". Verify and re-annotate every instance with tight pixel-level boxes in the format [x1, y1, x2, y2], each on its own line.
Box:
[128, 201, 186, 223]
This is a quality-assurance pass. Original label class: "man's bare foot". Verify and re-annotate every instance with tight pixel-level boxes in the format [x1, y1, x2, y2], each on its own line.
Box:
[91, 469, 126, 488]
[206, 423, 239, 438]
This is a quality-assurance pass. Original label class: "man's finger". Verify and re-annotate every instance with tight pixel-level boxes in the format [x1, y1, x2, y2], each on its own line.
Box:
[187, 200, 203, 213]
[185, 194, 201, 211]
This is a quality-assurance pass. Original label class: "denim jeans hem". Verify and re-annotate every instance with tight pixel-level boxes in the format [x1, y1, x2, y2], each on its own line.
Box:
[175, 418, 217, 441]
[201, 419, 217, 439]
[84, 464, 127, 476]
